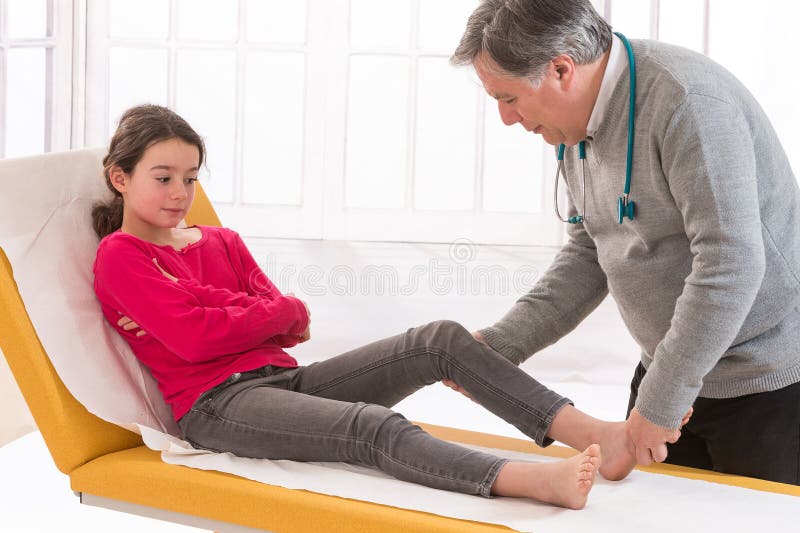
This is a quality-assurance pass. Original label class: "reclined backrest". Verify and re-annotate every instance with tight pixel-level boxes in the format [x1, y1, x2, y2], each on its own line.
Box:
[0, 149, 221, 475]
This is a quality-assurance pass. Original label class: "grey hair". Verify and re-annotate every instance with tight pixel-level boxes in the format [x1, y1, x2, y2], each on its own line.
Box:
[451, 0, 612, 83]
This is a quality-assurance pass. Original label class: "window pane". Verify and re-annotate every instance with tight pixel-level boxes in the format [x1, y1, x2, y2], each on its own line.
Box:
[7, 0, 48, 39]
[659, 0, 704, 53]
[242, 52, 305, 205]
[5, 48, 46, 157]
[177, 0, 238, 42]
[417, 0, 478, 51]
[109, 0, 169, 40]
[176, 50, 237, 203]
[708, 0, 800, 179]
[108, 47, 169, 134]
[610, 0, 652, 39]
[483, 97, 542, 213]
[591, 0, 606, 16]
[246, 0, 306, 44]
[349, 0, 411, 49]
[413, 58, 476, 211]
[345, 55, 409, 209]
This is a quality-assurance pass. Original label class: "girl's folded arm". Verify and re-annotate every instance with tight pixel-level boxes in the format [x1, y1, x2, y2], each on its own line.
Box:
[178, 278, 260, 308]
[94, 242, 309, 362]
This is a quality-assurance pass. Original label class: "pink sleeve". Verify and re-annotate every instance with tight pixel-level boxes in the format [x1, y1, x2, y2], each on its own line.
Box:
[94, 240, 309, 362]
[178, 278, 259, 308]
[178, 280, 306, 348]
[228, 230, 284, 299]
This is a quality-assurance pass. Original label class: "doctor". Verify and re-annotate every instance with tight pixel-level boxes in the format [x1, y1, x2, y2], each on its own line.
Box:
[446, 0, 800, 484]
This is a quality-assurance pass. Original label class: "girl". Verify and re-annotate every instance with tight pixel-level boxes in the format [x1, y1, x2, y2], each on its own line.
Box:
[92, 104, 636, 510]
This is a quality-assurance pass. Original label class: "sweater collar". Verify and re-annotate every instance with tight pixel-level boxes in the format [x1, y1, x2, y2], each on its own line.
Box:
[586, 33, 627, 140]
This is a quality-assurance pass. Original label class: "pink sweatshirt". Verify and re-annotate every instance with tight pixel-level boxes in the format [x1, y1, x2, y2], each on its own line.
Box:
[93, 226, 309, 421]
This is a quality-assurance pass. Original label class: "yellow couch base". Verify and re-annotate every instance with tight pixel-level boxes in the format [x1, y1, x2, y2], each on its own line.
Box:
[70, 444, 512, 533]
[69, 423, 799, 533]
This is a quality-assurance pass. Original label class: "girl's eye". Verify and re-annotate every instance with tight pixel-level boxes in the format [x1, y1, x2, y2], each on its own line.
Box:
[156, 177, 170, 183]
[185, 177, 198, 184]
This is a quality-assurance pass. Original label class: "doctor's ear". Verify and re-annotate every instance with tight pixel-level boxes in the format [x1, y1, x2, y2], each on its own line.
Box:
[550, 55, 576, 83]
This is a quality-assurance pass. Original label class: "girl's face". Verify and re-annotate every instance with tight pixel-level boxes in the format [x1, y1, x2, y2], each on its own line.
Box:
[111, 137, 200, 235]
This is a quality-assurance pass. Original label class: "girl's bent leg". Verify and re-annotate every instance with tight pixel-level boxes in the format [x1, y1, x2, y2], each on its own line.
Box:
[290, 320, 571, 448]
[179, 382, 506, 497]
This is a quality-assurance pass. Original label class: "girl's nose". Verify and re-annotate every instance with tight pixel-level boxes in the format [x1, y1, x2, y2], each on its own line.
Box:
[171, 183, 188, 200]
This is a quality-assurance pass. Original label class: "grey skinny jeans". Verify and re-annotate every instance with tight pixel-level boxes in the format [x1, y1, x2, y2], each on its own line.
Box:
[178, 320, 571, 497]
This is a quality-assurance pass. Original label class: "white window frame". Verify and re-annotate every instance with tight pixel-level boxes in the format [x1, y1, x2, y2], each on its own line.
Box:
[319, 0, 563, 246]
[80, 0, 564, 246]
[0, 0, 73, 158]
[83, 0, 327, 240]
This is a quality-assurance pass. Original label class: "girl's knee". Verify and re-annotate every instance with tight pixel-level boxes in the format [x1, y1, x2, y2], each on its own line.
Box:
[352, 404, 413, 441]
[421, 319, 471, 342]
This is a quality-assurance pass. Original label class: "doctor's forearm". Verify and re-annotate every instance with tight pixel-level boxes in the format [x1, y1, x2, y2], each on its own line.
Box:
[480, 240, 608, 364]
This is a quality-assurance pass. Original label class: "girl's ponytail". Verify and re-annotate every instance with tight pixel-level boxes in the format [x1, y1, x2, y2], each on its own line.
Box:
[91, 195, 124, 239]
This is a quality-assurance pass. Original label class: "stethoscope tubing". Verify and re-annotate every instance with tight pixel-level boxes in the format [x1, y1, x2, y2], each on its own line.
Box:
[553, 31, 636, 225]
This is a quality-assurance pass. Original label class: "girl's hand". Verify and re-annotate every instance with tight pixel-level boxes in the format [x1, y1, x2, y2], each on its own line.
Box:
[286, 291, 311, 319]
[152, 257, 178, 282]
[297, 323, 311, 343]
[116, 312, 147, 337]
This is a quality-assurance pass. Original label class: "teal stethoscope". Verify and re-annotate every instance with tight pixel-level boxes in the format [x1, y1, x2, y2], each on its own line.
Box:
[554, 32, 636, 225]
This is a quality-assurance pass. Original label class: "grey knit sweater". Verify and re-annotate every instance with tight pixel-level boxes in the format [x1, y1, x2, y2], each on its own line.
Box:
[480, 39, 800, 428]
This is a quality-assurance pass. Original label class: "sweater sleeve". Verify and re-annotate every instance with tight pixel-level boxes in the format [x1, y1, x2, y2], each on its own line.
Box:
[635, 94, 765, 428]
[94, 239, 310, 362]
[479, 202, 609, 365]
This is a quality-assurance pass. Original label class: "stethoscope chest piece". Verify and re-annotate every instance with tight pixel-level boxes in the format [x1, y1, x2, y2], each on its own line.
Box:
[617, 196, 635, 224]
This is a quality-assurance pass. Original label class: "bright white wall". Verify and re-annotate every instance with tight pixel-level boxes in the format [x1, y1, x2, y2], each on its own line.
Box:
[0, 347, 35, 446]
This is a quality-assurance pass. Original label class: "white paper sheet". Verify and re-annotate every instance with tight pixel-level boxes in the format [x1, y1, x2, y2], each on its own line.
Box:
[1, 149, 797, 532]
[139, 425, 798, 532]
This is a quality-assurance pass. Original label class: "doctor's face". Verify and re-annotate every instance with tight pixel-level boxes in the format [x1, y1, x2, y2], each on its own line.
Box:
[474, 54, 581, 146]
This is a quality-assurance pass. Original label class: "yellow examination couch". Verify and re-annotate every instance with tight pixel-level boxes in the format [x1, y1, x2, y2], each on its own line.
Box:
[0, 149, 797, 533]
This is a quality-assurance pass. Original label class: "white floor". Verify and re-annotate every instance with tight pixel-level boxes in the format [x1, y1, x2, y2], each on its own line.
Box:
[0, 238, 641, 531]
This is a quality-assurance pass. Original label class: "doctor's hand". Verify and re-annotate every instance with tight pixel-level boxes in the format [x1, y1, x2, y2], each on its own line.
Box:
[441, 330, 489, 401]
[625, 407, 682, 465]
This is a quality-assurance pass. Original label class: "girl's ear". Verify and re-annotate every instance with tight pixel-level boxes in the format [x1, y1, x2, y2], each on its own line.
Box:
[109, 166, 128, 193]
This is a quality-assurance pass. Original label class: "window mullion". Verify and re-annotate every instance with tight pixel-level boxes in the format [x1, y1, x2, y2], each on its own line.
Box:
[167, 0, 177, 109]
[234, 0, 246, 207]
[0, 0, 6, 158]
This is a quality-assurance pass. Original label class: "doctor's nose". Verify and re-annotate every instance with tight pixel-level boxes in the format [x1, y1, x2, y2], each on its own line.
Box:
[498, 101, 522, 126]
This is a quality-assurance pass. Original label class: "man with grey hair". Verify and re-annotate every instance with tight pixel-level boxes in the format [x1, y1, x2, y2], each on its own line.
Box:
[444, 0, 800, 485]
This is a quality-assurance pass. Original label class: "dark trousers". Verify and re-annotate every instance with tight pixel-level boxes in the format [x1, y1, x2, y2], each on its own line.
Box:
[627, 362, 800, 485]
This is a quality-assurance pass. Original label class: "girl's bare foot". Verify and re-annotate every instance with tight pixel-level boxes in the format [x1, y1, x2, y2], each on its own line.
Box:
[491, 444, 601, 509]
[596, 422, 637, 481]
[598, 408, 692, 480]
